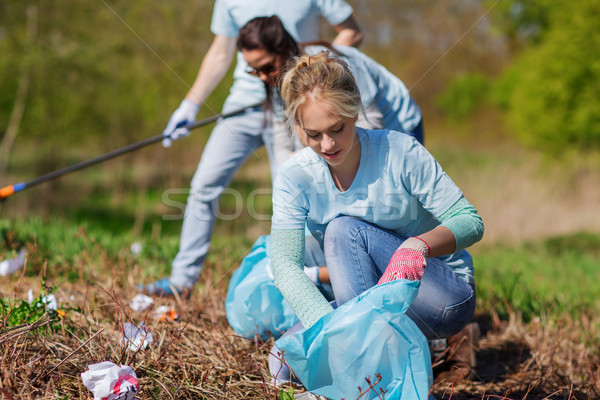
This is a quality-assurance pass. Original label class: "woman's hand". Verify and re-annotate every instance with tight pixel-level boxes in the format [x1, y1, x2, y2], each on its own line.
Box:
[378, 247, 426, 284]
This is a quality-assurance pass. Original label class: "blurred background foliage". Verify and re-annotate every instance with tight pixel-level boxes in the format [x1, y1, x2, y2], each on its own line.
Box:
[490, 0, 600, 154]
[0, 0, 599, 227]
[2, 1, 598, 158]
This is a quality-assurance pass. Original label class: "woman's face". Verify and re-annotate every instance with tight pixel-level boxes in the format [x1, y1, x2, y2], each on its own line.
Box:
[295, 99, 359, 169]
[242, 48, 284, 87]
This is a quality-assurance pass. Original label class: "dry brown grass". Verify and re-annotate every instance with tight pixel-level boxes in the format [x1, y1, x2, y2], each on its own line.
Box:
[433, 312, 600, 400]
[1, 277, 279, 400]
[2, 268, 599, 400]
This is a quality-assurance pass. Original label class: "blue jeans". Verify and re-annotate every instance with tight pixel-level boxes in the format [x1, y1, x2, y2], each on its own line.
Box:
[170, 107, 277, 288]
[324, 216, 475, 340]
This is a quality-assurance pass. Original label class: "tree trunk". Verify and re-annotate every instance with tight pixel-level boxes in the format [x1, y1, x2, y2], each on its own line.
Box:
[0, 5, 38, 183]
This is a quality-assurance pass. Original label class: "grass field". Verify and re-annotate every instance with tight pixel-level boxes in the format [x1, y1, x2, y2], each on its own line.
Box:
[1, 218, 599, 399]
[1, 123, 600, 399]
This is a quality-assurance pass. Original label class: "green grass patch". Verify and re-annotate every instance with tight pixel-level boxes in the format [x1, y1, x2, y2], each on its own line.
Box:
[0, 216, 178, 283]
[473, 231, 600, 320]
[0, 213, 258, 292]
[3, 215, 599, 323]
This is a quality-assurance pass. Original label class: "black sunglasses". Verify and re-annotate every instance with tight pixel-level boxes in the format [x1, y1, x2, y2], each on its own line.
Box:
[245, 60, 278, 77]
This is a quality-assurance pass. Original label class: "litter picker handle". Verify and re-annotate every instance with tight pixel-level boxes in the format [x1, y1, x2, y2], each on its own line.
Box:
[0, 102, 262, 200]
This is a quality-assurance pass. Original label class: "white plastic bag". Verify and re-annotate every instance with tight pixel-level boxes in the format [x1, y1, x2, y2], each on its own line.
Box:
[0, 249, 26, 276]
[122, 322, 153, 351]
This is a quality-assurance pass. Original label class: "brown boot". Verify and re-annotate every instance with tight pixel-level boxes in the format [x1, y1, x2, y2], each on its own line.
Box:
[434, 322, 480, 384]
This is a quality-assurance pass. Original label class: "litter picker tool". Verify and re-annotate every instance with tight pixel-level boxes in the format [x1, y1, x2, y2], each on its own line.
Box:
[0, 102, 262, 200]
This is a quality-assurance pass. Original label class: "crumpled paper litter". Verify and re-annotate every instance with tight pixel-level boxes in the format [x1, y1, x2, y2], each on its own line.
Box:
[27, 289, 58, 310]
[153, 305, 178, 321]
[81, 361, 139, 400]
[130, 294, 154, 312]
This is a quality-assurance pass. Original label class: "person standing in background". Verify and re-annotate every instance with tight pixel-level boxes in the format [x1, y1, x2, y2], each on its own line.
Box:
[236, 15, 424, 168]
[138, 0, 362, 297]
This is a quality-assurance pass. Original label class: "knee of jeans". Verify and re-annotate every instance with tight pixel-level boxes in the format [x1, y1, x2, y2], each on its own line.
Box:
[190, 172, 220, 191]
[187, 183, 224, 204]
[324, 216, 361, 242]
[324, 216, 360, 255]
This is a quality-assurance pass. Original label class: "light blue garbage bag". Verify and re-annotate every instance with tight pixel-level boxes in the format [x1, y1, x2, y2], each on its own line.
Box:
[275, 279, 433, 400]
[225, 235, 299, 340]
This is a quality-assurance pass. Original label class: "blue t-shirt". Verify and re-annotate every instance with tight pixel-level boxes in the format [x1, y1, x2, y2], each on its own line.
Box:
[272, 128, 472, 271]
[304, 45, 422, 133]
[210, 0, 354, 109]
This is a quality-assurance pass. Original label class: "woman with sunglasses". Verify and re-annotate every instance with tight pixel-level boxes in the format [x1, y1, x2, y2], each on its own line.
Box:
[237, 15, 424, 166]
[139, 0, 362, 297]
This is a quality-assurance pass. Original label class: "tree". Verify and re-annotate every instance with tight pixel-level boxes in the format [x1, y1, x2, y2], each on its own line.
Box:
[493, 0, 600, 153]
[0, 6, 37, 183]
[0, 1, 214, 168]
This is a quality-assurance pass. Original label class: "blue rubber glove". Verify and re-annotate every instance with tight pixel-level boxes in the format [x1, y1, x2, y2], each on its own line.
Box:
[162, 99, 200, 148]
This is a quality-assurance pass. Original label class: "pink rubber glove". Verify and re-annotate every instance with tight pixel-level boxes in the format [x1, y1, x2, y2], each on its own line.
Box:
[378, 247, 426, 284]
